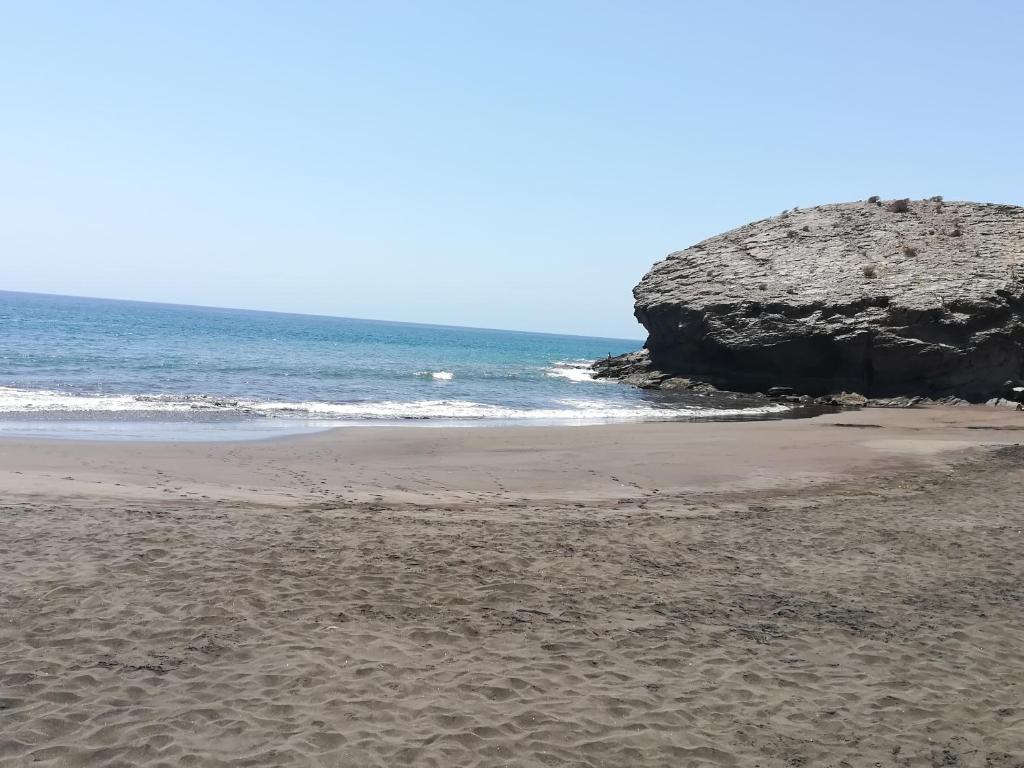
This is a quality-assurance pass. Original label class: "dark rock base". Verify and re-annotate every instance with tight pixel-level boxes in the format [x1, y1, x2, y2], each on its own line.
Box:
[591, 350, 1016, 409]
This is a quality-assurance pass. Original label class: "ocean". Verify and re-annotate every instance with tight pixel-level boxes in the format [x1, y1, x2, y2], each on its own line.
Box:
[0, 291, 787, 440]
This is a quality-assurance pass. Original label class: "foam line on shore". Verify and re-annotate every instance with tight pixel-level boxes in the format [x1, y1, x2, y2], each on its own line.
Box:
[0, 386, 790, 423]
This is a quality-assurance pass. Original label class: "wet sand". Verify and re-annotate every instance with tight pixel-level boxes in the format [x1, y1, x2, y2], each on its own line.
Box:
[1, 408, 1023, 766]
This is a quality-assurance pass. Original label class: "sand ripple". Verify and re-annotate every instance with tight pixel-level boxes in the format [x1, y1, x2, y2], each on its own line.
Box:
[1, 449, 1023, 766]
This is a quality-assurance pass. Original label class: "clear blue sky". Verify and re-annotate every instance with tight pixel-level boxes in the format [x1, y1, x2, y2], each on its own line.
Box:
[2, 1, 1021, 339]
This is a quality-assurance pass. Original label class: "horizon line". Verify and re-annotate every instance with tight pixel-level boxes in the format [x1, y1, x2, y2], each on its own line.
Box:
[0, 289, 646, 344]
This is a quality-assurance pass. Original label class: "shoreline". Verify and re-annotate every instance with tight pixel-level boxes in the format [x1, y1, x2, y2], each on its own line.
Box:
[0, 398, 818, 443]
[2, 406, 1023, 766]
[1, 406, 1020, 507]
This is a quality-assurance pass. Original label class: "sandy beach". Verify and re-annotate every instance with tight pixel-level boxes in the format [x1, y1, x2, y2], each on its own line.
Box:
[2, 407, 1023, 767]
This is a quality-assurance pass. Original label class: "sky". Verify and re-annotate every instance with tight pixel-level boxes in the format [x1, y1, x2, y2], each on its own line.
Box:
[1, 1, 1022, 339]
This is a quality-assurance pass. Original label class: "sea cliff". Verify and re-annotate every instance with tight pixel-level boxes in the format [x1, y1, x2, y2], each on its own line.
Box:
[597, 199, 1024, 404]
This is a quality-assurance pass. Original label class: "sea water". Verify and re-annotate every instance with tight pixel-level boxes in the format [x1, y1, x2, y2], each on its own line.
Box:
[0, 291, 788, 440]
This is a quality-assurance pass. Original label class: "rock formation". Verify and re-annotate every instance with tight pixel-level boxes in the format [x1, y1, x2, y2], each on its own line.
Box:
[598, 199, 1024, 401]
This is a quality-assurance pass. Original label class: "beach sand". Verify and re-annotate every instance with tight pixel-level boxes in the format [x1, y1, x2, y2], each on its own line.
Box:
[1, 407, 1023, 767]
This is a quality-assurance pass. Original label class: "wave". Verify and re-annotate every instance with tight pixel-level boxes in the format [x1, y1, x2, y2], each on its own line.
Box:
[415, 370, 454, 381]
[544, 360, 599, 383]
[253, 398, 667, 420]
[0, 387, 789, 422]
[0, 387, 242, 413]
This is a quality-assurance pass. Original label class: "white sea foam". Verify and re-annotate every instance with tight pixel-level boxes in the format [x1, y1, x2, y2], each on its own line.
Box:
[415, 370, 454, 381]
[545, 360, 598, 383]
[0, 387, 228, 413]
[248, 398, 788, 421]
[0, 386, 790, 423]
[255, 398, 646, 420]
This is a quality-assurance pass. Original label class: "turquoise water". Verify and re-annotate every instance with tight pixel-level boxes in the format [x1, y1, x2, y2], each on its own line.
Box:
[0, 291, 785, 439]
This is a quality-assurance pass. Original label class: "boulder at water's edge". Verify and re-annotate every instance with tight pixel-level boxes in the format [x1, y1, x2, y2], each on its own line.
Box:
[616, 199, 1024, 401]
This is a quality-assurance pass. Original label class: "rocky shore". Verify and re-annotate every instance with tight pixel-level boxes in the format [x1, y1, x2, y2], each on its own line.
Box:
[591, 348, 1004, 408]
[592, 348, 1024, 409]
[599, 199, 1024, 407]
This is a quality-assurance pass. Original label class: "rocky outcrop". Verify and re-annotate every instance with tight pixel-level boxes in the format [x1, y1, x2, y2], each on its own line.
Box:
[604, 199, 1024, 401]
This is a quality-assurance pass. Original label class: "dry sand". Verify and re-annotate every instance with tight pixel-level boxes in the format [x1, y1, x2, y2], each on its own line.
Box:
[1, 407, 1023, 767]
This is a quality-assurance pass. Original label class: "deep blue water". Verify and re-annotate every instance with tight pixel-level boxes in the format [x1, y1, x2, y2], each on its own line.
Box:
[0, 291, 784, 439]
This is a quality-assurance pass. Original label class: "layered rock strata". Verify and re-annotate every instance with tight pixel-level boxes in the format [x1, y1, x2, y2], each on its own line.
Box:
[600, 199, 1024, 401]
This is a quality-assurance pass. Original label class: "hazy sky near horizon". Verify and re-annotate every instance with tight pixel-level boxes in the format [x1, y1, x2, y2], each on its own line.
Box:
[2, 2, 1022, 338]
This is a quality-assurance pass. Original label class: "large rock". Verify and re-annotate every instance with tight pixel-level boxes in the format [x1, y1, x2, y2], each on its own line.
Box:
[623, 199, 1024, 400]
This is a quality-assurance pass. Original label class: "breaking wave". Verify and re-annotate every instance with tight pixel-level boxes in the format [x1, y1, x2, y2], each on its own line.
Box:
[0, 386, 789, 423]
[415, 370, 454, 381]
[544, 360, 599, 383]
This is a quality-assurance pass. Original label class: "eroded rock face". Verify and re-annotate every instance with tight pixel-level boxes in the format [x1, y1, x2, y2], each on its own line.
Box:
[629, 199, 1024, 400]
